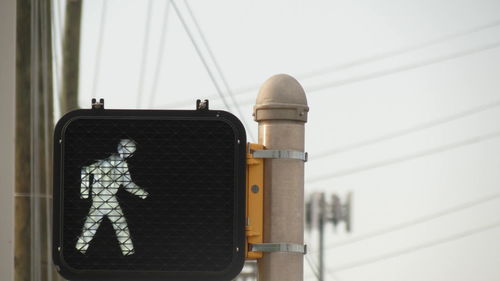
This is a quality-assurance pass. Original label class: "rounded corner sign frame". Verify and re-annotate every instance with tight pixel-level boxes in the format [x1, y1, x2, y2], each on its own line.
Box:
[52, 108, 247, 281]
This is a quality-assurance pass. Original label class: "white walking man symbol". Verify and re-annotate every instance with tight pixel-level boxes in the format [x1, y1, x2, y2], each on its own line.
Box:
[76, 139, 148, 256]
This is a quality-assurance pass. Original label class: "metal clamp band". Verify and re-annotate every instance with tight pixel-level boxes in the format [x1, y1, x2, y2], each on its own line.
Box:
[250, 243, 307, 254]
[252, 150, 308, 162]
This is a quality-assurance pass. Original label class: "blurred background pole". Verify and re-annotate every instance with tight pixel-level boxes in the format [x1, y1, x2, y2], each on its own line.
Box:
[15, 0, 34, 278]
[318, 193, 325, 281]
[0, 0, 16, 279]
[60, 0, 82, 113]
[254, 74, 309, 281]
[15, 0, 59, 280]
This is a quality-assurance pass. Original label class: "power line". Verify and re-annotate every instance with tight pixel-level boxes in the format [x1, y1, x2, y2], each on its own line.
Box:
[311, 99, 500, 160]
[305, 254, 322, 281]
[306, 39, 500, 93]
[307, 129, 500, 183]
[171, 0, 256, 142]
[157, 18, 500, 108]
[171, 0, 231, 109]
[183, 1, 248, 119]
[306, 252, 343, 281]
[296, 19, 500, 82]
[91, 0, 108, 98]
[148, 0, 172, 108]
[326, 220, 500, 273]
[310, 192, 500, 252]
[169, 37, 500, 109]
[228, 39, 500, 107]
[136, 0, 154, 109]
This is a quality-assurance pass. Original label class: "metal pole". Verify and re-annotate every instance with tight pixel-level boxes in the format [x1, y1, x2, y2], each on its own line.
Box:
[254, 74, 309, 281]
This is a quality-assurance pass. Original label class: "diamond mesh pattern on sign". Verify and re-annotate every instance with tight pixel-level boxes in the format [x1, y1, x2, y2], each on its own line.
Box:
[61, 118, 237, 271]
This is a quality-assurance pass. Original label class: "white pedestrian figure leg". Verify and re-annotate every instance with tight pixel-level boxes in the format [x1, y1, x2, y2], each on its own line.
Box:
[76, 207, 105, 254]
[108, 204, 134, 256]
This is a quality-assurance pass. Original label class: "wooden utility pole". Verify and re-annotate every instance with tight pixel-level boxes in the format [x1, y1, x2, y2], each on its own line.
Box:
[60, 0, 82, 113]
[15, 0, 58, 280]
[15, 0, 34, 279]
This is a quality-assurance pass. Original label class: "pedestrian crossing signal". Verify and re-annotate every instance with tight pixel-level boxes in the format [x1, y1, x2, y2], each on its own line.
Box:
[53, 102, 246, 281]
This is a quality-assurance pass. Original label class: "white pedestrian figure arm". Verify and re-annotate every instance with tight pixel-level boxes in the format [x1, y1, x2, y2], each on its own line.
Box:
[121, 161, 148, 199]
[80, 164, 93, 199]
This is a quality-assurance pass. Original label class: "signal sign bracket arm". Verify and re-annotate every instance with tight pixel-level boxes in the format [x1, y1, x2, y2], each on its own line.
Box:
[245, 144, 308, 260]
[250, 243, 307, 254]
[252, 149, 308, 162]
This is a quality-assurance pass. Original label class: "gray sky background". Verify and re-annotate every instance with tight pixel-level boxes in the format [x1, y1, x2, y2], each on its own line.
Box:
[52, 0, 500, 280]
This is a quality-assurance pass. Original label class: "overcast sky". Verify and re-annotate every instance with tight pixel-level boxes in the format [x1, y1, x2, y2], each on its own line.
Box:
[52, 0, 500, 280]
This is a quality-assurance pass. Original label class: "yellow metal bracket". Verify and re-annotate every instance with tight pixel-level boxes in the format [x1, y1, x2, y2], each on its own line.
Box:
[245, 143, 264, 259]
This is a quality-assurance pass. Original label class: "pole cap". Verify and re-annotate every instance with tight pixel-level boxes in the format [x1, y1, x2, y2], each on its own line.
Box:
[253, 74, 309, 122]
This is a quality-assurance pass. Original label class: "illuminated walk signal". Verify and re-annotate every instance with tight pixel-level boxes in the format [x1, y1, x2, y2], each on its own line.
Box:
[53, 100, 246, 281]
